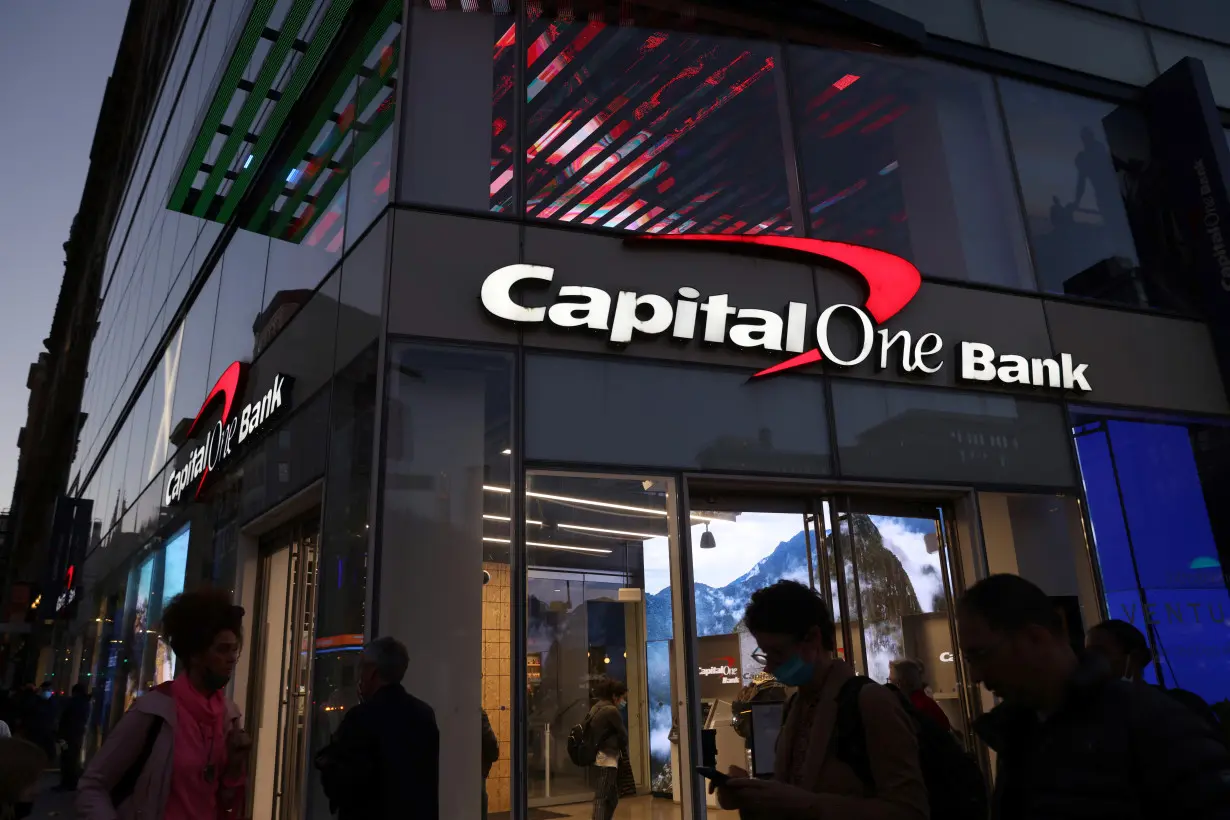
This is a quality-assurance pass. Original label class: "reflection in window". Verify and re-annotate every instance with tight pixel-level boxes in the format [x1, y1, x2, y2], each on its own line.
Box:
[525, 356, 830, 474]
[524, 15, 792, 234]
[999, 80, 1161, 308]
[523, 473, 681, 815]
[832, 380, 1074, 486]
[1072, 410, 1230, 705]
[790, 50, 1033, 289]
[1140, 0, 1230, 44]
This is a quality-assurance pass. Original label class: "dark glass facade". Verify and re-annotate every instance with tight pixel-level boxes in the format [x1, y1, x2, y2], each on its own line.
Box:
[60, 2, 1230, 819]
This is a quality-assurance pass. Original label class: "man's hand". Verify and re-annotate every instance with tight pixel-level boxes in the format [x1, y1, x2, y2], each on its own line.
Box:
[717, 773, 818, 816]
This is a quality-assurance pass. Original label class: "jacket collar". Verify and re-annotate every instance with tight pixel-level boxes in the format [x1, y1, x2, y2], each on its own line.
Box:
[974, 652, 1108, 751]
[773, 659, 855, 785]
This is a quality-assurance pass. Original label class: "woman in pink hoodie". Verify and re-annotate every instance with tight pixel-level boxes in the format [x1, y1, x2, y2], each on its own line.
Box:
[77, 588, 251, 820]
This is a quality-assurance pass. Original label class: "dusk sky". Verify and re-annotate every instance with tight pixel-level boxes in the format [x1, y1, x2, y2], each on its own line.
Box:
[0, 3, 129, 503]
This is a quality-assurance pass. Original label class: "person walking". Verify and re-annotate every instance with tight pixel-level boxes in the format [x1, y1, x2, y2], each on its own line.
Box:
[481, 709, 499, 820]
[76, 588, 251, 820]
[959, 574, 1230, 819]
[586, 677, 628, 820]
[715, 581, 928, 820]
[888, 659, 951, 732]
[1085, 618, 1223, 734]
[315, 636, 439, 820]
[57, 683, 91, 791]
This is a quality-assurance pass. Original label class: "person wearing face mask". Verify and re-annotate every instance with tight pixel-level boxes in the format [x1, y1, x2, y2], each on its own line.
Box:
[715, 581, 928, 820]
[315, 636, 439, 820]
[77, 588, 251, 820]
[586, 677, 629, 820]
[1085, 619, 1223, 736]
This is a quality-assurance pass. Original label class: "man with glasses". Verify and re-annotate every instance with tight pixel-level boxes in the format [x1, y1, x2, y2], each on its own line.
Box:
[959, 574, 1230, 819]
[715, 580, 928, 819]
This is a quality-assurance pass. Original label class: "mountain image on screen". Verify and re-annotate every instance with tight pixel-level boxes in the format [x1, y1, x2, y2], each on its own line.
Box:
[646, 514, 934, 643]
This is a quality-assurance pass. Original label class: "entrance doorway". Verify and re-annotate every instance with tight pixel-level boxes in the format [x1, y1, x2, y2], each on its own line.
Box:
[247, 511, 321, 820]
[681, 488, 976, 793]
[512, 472, 978, 820]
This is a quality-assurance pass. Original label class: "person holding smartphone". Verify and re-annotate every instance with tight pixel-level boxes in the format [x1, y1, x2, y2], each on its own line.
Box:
[713, 581, 928, 820]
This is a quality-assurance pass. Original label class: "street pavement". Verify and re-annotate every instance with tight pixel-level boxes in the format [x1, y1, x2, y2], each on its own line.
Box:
[24, 773, 76, 820]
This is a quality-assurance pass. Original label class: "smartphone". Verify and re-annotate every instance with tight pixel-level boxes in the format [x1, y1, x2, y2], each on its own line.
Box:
[695, 766, 731, 787]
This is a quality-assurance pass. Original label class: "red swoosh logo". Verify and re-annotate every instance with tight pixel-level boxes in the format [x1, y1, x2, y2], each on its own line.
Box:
[184, 361, 248, 499]
[639, 235, 921, 377]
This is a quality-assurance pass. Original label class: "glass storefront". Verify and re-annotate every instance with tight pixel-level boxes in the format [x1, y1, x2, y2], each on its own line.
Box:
[60, 2, 1230, 820]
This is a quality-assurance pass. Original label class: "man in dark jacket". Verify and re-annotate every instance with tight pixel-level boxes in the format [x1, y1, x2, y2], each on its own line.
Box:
[959, 574, 1230, 819]
[316, 637, 439, 820]
[481, 709, 499, 820]
[56, 684, 91, 790]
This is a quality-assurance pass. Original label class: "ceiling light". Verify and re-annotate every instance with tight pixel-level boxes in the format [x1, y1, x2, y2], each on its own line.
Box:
[482, 485, 718, 522]
[700, 522, 716, 549]
[558, 523, 659, 539]
[502, 449, 511, 455]
[483, 514, 544, 526]
[482, 536, 611, 555]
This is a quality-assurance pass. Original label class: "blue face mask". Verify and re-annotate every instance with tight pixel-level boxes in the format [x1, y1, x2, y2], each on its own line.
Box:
[773, 654, 815, 687]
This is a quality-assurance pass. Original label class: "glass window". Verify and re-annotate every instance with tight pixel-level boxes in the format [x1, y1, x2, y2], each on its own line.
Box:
[1150, 33, 1230, 109]
[343, 15, 400, 246]
[998, 80, 1163, 309]
[209, 230, 271, 372]
[171, 272, 221, 427]
[790, 49, 1033, 289]
[867, 0, 985, 42]
[980, 0, 1155, 85]
[334, 213, 386, 374]
[831, 380, 1075, 486]
[523, 473, 684, 818]
[525, 356, 831, 475]
[1071, 410, 1230, 705]
[399, 4, 516, 213]
[1140, 0, 1230, 45]
[523, 16, 792, 234]
[379, 342, 512, 819]
[304, 342, 378, 820]
[248, 269, 339, 406]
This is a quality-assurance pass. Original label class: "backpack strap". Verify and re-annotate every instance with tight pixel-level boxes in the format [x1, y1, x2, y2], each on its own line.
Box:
[834, 676, 876, 790]
[110, 715, 164, 807]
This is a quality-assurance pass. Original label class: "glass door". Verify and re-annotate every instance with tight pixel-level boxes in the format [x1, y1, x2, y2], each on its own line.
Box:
[248, 514, 320, 820]
[681, 488, 978, 804]
[826, 495, 975, 745]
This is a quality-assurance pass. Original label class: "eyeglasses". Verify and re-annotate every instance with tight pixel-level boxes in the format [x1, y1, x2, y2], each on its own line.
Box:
[751, 649, 768, 665]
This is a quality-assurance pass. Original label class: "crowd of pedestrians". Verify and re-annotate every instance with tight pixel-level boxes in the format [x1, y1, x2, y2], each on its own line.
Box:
[4, 574, 1229, 820]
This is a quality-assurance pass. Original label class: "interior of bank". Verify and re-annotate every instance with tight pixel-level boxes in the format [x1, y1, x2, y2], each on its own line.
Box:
[475, 471, 1099, 819]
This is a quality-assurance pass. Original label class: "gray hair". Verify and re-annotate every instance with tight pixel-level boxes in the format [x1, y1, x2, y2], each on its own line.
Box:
[890, 658, 925, 691]
[362, 636, 410, 684]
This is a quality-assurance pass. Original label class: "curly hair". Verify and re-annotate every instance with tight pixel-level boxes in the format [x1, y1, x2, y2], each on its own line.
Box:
[161, 588, 245, 663]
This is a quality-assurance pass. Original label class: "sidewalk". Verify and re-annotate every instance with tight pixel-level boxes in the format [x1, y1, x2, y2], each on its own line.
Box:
[24, 773, 76, 820]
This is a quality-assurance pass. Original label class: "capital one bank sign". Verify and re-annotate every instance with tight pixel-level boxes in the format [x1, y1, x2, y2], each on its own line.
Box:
[164, 361, 293, 505]
[479, 235, 1092, 391]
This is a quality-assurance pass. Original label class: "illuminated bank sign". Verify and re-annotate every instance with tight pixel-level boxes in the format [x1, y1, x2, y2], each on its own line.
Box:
[164, 361, 293, 505]
[479, 235, 1091, 392]
[699, 657, 740, 685]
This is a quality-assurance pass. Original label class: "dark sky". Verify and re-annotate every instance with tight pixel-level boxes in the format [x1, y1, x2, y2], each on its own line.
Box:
[0, 3, 130, 503]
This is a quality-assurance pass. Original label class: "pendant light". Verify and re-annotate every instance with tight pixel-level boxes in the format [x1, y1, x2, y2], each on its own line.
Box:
[700, 522, 716, 549]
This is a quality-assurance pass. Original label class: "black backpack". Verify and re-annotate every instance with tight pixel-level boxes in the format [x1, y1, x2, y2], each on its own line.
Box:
[835, 677, 987, 820]
[566, 711, 598, 767]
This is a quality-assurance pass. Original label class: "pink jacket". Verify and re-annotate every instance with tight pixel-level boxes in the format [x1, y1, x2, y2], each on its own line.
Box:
[76, 683, 244, 820]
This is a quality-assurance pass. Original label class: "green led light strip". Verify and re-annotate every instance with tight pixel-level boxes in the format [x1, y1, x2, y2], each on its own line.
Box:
[272, 39, 400, 238]
[217, 0, 356, 224]
[192, 0, 319, 217]
[168, 0, 278, 213]
[253, 0, 400, 235]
